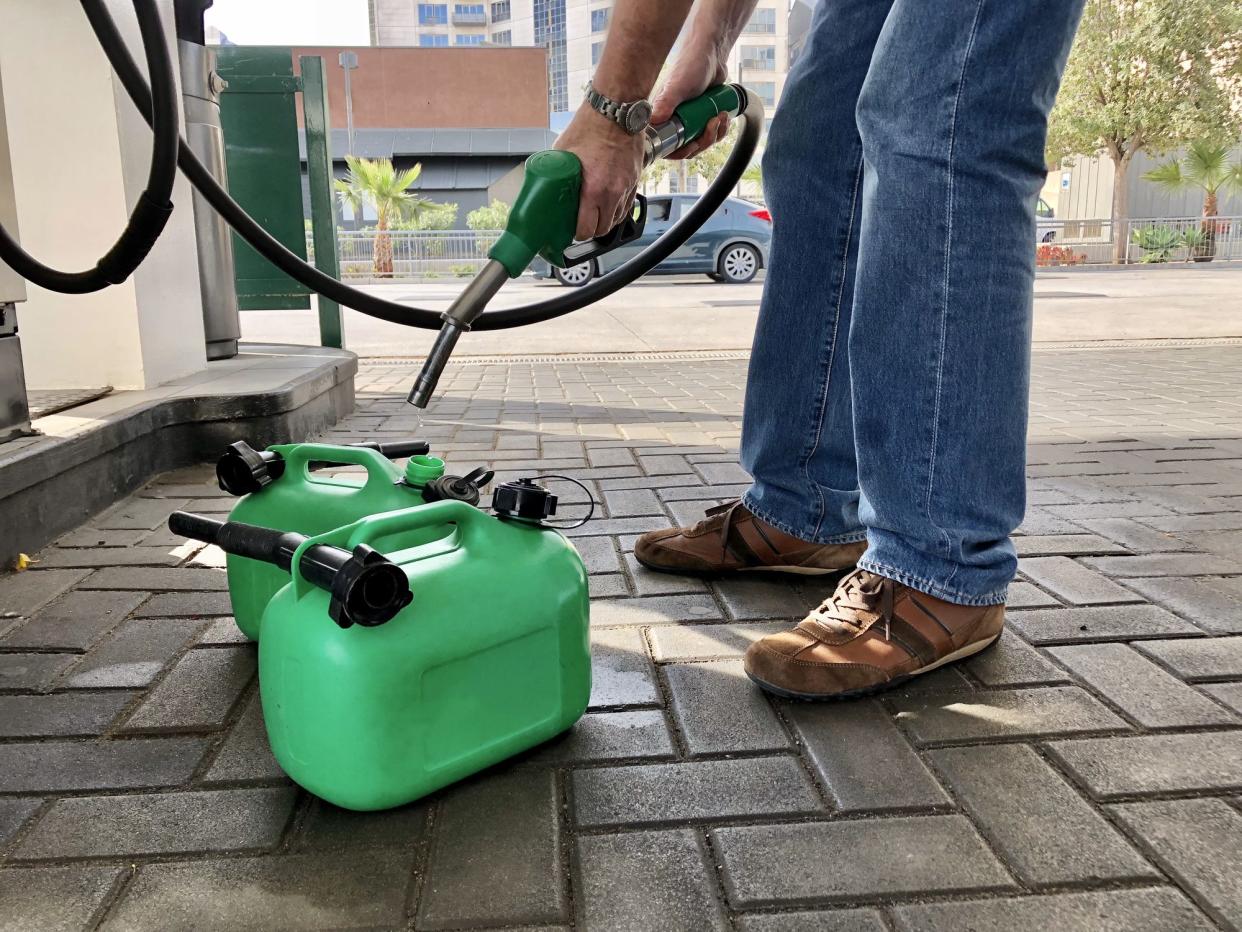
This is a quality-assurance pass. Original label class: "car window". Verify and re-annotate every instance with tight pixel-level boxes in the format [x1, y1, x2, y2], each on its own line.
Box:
[648, 199, 672, 222]
[1036, 198, 1053, 219]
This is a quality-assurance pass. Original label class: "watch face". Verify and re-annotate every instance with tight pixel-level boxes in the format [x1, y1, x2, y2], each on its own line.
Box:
[625, 100, 653, 134]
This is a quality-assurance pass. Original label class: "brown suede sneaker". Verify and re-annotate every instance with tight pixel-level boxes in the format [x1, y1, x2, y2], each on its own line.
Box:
[634, 501, 866, 576]
[744, 569, 1004, 699]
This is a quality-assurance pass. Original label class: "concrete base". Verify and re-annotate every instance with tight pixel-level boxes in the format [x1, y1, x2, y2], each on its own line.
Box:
[0, 344, 356, 567]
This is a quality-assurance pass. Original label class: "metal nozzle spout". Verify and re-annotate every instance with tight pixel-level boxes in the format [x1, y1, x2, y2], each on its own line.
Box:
[408, 322, 464, 408]
[407, 259, 510, 408]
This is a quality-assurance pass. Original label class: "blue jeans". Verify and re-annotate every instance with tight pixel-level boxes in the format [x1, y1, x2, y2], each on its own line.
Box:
[739, 0, 1084, 605]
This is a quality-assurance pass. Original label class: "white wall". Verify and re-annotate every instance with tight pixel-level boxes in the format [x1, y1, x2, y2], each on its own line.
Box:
[0, 0, 207, 390]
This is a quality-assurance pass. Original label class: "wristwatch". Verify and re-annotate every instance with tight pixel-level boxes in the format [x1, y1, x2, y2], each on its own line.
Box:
[584, 80, 654, 135]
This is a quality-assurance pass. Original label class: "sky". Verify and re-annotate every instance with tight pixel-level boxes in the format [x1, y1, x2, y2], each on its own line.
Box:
[204, 0, 371, 46]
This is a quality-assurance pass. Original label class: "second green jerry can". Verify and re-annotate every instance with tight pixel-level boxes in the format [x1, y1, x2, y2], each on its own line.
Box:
[216, 440, 491, 641]
[258, 497, 591, 811]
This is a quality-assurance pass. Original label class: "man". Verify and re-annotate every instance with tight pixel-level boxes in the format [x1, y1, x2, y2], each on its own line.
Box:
[557, 0, 1085, 699]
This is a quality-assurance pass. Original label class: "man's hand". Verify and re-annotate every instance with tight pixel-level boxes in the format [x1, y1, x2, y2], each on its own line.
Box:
[554, 108, 646, 242]
[651, 44, 731, 160]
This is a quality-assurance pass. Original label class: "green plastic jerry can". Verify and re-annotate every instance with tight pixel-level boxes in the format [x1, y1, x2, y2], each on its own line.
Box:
[258, 497, 591, 811]
[221, 441, 482, 641]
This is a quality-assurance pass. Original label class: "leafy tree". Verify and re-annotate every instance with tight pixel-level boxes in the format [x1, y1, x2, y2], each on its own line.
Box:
[1046, 0, 1241, 260]
[687, 123, 739, 184]
[394, 201, 459, 231]
[1144, 141, 1242, 259]
[334, 157, 432, 276]
[466, 199, 511, 231]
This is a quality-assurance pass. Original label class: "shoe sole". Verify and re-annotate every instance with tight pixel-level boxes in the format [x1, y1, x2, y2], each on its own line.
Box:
[634, 554, 852, 578]
[746, 632, 1002, 702]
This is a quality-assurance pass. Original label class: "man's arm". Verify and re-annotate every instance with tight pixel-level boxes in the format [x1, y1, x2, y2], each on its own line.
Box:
[555, 0, 760, 241]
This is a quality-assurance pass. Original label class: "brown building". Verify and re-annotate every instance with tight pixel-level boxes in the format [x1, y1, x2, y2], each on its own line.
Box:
[289, 46, 554, 220]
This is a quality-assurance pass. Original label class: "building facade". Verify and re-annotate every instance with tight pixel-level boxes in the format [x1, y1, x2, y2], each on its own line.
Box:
[371, 0, 793, 131]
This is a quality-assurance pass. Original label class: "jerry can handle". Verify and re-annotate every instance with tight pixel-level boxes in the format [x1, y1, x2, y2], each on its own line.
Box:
[273, 442, 402, 489]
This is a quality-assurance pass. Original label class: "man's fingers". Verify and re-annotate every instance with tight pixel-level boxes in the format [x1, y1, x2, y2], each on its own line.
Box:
[576, 204, 601, 243]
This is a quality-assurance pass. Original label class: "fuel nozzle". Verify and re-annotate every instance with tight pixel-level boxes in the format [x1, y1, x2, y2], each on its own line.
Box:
[168, 512, 412, 628]
[408, 260, 510, 408]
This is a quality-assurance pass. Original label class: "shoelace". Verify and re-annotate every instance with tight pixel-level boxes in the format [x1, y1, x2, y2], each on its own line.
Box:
[702, 500, 744, 562]
[805, 568, 895, 640]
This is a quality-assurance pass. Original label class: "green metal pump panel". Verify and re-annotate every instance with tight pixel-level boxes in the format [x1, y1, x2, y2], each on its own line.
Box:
[216, 46, 311, 310]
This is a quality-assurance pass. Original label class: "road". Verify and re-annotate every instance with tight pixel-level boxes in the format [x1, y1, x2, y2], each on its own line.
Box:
[240, 265, 1242, 358]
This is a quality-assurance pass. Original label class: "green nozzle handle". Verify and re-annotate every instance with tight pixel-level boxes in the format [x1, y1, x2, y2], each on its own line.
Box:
[488, 84, 748, 277]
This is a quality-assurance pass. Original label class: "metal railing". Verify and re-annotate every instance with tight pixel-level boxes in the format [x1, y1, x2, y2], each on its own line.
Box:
[1038, 216, 1242, 266]
[310, 230, 505, 282]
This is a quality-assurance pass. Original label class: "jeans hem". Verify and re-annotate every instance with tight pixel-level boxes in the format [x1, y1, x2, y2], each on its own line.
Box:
[857, 558, 1009, 607]
[741, 490, 868, 546]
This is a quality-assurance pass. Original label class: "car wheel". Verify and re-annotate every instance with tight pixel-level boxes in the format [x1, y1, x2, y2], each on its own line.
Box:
[554, 260, 595, 287]
[718, 244, 759, 284]
[1041, 231, 1057, 243]
[707, 272, 725, 282]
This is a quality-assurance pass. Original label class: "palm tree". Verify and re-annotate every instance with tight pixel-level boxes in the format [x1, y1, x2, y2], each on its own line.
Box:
[334, 157, 431, 276]
[1143, 141, 1242, 261]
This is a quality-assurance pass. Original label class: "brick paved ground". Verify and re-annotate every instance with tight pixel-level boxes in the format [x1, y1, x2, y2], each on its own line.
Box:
[2, 343, 1241, 931]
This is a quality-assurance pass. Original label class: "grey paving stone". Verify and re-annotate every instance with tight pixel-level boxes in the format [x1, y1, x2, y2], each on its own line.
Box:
[713, 577, 814, 620]
[696, 462, 749, 485]
[576, 830, 727, 932]
[102, 851, 412, 932]
[1, 590, 146, 650]
[891, 888, 1214, 932]
[530, 710, 675, 763]
[296, 798, 429, 851]
[56, 527, 148, 548]
[1048, 731, 1242, 798]
[603, 488, 663, 517]
[1202, 681, 1242, 714]
[640, 454, 691, 476]
[1005, 580, 1060, 608]
[784, 699, 949, 813]
[964, 629, 1071, 686]
[572, 536, 624, 575]
[37, 547, 187, 569]
[648, 621, 784, 661]
[64, 618, 203, 688]
[1120, 576, 1242, 633]
[930, 744, 1155, 885]
[1014, 534, 1129, 557]
[736, 909, 887, 932]
[0, 692, 135, 738]
[0, 569, 91, 618]
[1079, 517, 1196, 552]
[1044, 502, 1171, 520]
[591, 594, 722, 626]
[587, 446, 637, 468]
[573, 757, 821, 827]
[1084, 553, 1242, 577]
[97, 496, 190, 530]
[14, 787, 296, 859]
[589, 574, 630, 598]
[1047, 643, 1235, 727]
[81, 567, 228, 591]
[1007, 605, 1199, 644]
[131, 590, 232, 617]
[0, 737, 207, 792]
[203, 691, 286, 782]
[0, 652, 77, 690]
[197, 617, 250, 645]
[623, 554, 709, 596]
[714, 815, 1014, 907]
[1111, 799, 1242, 929]
[1017, 511, 1090, 536]
[0, 798, 40, 847]
[418, 769, 565, 930]
[123, 646, 256, 732]
[665, 660, 788, 754]
[0, 865, 124, 932]
[1018, 557, 1145, 605]
[891, 686, 1125, 744]
[1145, 512, 1242, 533]
[589, 627, 660, 708]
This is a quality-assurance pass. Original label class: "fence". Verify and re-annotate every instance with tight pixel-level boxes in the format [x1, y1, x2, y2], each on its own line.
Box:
[1038, 216, 1242, 266]
[312, 216, 1242, 281]
[308, 230, 505, 282]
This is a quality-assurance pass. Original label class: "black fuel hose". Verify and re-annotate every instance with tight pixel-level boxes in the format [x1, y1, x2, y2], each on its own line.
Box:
[0, 0, 178, 294]
[78, 0, 763, 331]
